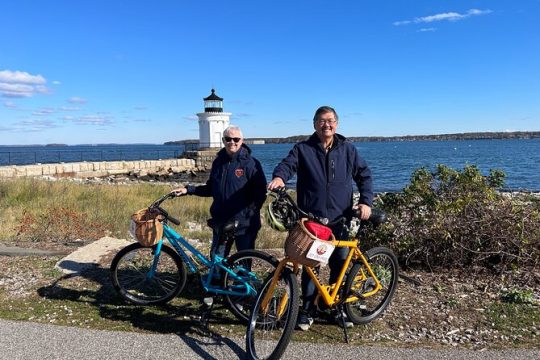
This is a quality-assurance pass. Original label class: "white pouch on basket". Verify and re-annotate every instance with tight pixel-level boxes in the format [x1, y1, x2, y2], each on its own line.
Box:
[306, 239, 335, 265]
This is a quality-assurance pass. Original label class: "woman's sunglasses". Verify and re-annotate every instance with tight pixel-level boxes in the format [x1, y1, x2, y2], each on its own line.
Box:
[223, 137, 242, 143]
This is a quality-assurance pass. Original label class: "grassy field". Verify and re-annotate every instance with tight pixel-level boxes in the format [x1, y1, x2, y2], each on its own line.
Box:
[0, 178, 538, 349]
[0, 177, 286, 250]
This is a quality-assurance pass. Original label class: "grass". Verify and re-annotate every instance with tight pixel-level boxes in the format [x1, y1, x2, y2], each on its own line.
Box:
[0, 178, 286, 249]
[486, 302, 540, 343]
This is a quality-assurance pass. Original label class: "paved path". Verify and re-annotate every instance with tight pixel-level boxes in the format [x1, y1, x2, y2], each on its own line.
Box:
[1, 319, 539, 360]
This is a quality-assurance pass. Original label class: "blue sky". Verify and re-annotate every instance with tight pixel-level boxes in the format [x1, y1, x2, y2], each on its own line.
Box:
[1, 1, 539, 145]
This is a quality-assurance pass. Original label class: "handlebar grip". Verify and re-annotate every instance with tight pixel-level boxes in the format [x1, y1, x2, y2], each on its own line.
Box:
[368, 208, 387, 226]
[168, 216, 181, 226]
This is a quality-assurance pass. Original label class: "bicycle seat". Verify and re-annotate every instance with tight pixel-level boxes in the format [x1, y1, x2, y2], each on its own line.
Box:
[207, 219, 239, 234]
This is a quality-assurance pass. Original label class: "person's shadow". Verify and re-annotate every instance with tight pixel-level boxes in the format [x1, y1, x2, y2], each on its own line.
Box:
[37, 259, 247, 359]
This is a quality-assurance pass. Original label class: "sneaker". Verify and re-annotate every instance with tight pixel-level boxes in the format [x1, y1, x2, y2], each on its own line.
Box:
[334, 310, 353, 328]
[296, 311, 314, 331]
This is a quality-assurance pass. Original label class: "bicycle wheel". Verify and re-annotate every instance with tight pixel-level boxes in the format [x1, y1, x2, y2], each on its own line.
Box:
[110, 242, 187, 305]
[223, 249, 278, 323]
[246, 267, 299, 360]
[343, 246, 399, 325]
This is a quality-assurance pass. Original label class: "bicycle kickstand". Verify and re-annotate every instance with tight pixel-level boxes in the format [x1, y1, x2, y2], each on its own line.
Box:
[337, 304, 350, 344]
[199, 296, 215, 334]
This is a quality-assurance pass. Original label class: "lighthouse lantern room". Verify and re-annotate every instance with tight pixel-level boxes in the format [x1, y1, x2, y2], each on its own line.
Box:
[196, 89, 231, 149]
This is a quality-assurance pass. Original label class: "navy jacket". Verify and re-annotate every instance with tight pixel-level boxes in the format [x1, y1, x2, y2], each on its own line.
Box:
[187, 144, 267, 233]
[273, 133, 373, 224]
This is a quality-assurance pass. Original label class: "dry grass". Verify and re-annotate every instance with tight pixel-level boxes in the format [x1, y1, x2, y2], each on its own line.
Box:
[0, 178, 285, 250]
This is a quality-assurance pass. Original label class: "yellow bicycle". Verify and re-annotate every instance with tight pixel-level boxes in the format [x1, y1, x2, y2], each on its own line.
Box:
[246, 188, 399, 360]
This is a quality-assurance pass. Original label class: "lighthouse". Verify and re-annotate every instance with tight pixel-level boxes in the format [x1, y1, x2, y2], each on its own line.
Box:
[196, 89, 231, 149]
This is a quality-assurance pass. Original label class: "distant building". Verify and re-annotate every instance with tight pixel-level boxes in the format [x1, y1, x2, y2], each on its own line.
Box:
[196, 89, 231, 149]
[245, 139, 265, 145]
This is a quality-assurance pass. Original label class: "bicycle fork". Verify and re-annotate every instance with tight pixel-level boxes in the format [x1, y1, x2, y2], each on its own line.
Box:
[260, 260, 290, 318]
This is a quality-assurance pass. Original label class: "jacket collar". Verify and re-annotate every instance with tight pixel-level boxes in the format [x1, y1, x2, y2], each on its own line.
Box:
[217, 143, 252, 161]
[308, 132, 347, 149]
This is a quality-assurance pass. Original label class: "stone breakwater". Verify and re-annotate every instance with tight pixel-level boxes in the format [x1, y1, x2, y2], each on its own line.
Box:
[0, 158, 200, 179]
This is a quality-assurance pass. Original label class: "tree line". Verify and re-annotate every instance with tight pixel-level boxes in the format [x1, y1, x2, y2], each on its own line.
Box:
[165, 131, 540, 145]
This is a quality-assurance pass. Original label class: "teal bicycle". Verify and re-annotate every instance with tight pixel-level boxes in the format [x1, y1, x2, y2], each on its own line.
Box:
[110, 191, 278, 324]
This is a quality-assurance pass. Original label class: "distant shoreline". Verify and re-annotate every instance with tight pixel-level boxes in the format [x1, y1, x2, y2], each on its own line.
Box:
[165, 130, 540, 145]
[1, 131, 539, 148]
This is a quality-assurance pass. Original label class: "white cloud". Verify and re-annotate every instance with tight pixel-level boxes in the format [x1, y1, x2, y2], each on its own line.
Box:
[32, 108, 56, 116]
[0, 70, 46, 85]
[73, 115, 112, 125]
[0, 70, 50, 98]
[68, 96, 87, 104]
[393, 20, 412, 26]
[7, 119, 60, 132]
[0, 82, 36, 98]
[3, 101, 17, 109]
[59, 106, 80, 111]
[394, 9, 492, 26]
[232, 112, 251, 119]
[418, 28, 437, 32]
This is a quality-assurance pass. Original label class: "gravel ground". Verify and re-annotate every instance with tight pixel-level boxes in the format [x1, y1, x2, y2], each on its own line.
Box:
[1, 237, 539, 350]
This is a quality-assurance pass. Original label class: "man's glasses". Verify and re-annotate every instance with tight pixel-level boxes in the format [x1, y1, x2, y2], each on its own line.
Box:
[316, 119, 337, 125]
[223, 137, 242, 143]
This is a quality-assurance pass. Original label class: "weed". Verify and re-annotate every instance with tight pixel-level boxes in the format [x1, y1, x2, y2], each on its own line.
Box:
[501, 288, 535, 304]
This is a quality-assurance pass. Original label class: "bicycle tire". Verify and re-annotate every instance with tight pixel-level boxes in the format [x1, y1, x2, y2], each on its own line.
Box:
[343, 246, 399, 325]
[110, 242, 187, 305]
[246, 267, 299, 360]
[223, 249, 278, 324]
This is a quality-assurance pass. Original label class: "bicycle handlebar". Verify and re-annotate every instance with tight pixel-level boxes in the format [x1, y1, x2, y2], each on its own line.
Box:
[269, 187, 386, 227]
[148, 192, 181, 225]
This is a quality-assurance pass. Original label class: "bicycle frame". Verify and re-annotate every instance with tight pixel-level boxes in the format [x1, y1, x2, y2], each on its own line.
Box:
[148, 222, 258, 297]
[304, 240, 383, 307]
[261, 239, 383, 315]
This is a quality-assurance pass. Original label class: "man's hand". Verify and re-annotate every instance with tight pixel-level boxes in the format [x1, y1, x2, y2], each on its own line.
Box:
[172, 187, 187, 196]
[267, 177, 285, 190]
[354, 204, 372, 220]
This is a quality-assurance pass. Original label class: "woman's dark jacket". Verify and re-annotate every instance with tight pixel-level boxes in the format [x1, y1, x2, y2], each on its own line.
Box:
[187, 144, 267, 233]
[272, 133, 373, 223]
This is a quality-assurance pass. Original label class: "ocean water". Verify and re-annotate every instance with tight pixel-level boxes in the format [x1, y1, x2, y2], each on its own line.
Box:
[1, 139, 539, 192]
[249, 139, 540, 192]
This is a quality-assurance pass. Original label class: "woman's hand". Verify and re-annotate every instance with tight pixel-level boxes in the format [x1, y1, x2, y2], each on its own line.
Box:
[267, 177, 285, 191]
[172, 187, 188, 196]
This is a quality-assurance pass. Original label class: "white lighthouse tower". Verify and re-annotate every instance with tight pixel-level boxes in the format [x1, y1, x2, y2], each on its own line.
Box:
[196, 89, 231, 149]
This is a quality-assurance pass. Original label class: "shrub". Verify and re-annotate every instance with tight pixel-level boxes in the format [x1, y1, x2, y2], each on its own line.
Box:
[367, 164, 540, 271]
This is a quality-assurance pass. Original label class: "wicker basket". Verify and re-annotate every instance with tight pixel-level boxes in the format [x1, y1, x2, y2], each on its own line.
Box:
[285, 218, 335, 267]
[130, 208, 165, 247]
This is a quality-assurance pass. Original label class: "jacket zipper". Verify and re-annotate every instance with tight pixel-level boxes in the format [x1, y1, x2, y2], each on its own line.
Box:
[221, 160, 230, 203]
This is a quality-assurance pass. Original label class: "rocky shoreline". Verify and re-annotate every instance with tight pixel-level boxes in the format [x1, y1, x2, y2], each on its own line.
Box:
[29, 171, 540, 200]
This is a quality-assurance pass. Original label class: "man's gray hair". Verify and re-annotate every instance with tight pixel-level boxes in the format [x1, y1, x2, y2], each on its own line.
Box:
[223, 125, 243, 138]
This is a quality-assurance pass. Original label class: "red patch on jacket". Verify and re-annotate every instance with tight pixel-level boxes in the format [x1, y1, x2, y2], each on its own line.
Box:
[235, 168, 244, 177]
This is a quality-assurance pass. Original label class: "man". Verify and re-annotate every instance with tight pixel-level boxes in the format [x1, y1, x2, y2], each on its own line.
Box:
[175, 125, 267, 258]
[268, 106, 373, 331]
